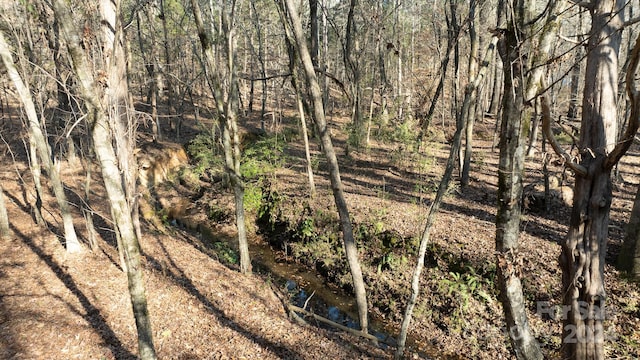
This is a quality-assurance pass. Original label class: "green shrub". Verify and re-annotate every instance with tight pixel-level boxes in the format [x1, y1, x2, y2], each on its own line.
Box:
[187, 131, 224, 177]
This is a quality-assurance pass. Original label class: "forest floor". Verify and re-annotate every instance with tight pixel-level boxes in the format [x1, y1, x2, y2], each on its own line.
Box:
[0, 102, 639, 359]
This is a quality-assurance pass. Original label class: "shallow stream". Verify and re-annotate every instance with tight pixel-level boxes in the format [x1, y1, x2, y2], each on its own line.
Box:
[174, 209, 445, 358]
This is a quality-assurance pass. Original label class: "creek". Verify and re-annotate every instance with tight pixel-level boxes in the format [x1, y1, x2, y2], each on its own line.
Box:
[169, 203, 445, 359]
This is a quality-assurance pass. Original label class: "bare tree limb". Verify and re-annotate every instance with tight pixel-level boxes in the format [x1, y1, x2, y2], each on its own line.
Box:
[540, 78, 588, 177]
[568, 1, 594, 9]
[605, 33, 640, 168]
[624, 16, 640, 27]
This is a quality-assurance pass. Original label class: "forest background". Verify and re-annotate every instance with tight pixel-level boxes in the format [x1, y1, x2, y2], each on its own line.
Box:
[0, 0, 639, 359]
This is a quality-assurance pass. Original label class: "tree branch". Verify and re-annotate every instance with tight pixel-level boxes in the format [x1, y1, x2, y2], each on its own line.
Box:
[238, 73, 291, 81]
[624, 16, 640, 27]
[540, 78, 588, 177]
[605, 33, 640, 169]
[568, 1, 593, 10]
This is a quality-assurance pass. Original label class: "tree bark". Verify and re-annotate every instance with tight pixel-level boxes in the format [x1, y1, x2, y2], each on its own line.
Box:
[28, 136, 46, 226]
[0, 28, 82, 253]
[496, 25, 543, 359]
[0, 183, 10, 239]
[619, 182, 640, 278]
[51, 0, 157, 357]
[279, 0, 369, 333]
[551, 1, 632, 358]
[344, 0, 364, 150]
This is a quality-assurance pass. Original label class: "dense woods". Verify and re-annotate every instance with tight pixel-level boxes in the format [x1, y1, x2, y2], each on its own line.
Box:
[0, 0, 639, 359]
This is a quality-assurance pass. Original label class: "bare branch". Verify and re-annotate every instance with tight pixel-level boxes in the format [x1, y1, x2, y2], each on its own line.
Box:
[238, 73, 291, 81]
[568, 1, 594, 9]
[558, 34, 582, 45]
[624, 16, 640, 27]
[605, 33, 640, 168]
[540, 78, 588, 177]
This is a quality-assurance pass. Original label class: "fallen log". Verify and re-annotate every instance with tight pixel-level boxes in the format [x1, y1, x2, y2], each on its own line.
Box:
[287, 304, 379, 344]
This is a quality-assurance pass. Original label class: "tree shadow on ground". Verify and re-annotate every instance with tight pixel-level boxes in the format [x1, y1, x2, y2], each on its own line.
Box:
[10, 225, 136, 359]
[0, 259, 23, 358]
[141, 238, 305, 359]
[146, 232, 388, 359]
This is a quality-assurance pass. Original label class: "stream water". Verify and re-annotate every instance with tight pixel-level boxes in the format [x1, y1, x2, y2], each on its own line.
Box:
[176, 212, 445, 359]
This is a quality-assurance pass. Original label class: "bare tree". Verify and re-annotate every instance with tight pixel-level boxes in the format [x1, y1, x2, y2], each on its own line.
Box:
[460, 0, 479, 187]
[493, 0, 571, 357]
[0, 28, 82, 253]
[494, 1, 542, 355]
[281, 14, 316, 197]
[278, 0, 369, 333]
[190, 0, 251, 274]
[395, 27, 499, 360]
[51, 0, 157, 357]
[542, 1, 640, 358]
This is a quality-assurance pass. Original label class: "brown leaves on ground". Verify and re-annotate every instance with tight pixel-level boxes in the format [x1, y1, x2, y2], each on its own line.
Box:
[0, 162, 391, 359]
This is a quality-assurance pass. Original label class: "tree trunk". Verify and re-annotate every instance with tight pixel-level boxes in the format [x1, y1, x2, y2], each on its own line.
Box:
[487, 0, 506, 119]
[250, 0, 268, 132]
[28, 136, 46, 226]
[418, 2, 459, 139]
[51, 0, 157, 358]
[558, 2, 624, 358]
[567, 10, 584, 122]
[525, 98, 541, 157]
[496, 24, 542, 359]
[136, 10, 162, 140]
[279, 0, 369, 333]
[344, 0, 364, 150]
[461, 0, 478, 187]
[0, 29, 82, 253]
[395, 31, 499, 360]
[619, 182, 640, 278]
[0, 183, 10, 238]
[190, 0, 251, 274]
[99, 0, 140, 271]
[284, 28, 316, 197]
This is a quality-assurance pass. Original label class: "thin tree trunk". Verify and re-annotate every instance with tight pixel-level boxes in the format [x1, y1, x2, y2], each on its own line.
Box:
[82, 154, 99, 251]
[250, 0, 268, 132]
[159, 0, 172, 120]
[51, 0, 157, 358]
[27, 136, 45, 226]
[136, 10, 161, 140]
[395, 33, 498, 360]
[461, 0, 478, 187]
[0, 183, 10, 238]
[418, 3, 459, 140]
[296, 94, 316, 197]
[279, 0, 369, 333]
[190, 0, 251, 274]
[496, 22, 543, 359]
[567, 10, 584, 122]
[526, 97, 541, 157]
[0, 29, 82, 253]
[281, 13, 316, 197]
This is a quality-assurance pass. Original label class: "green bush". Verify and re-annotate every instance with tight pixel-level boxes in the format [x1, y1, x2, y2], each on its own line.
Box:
[187, 131, 224, 177]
